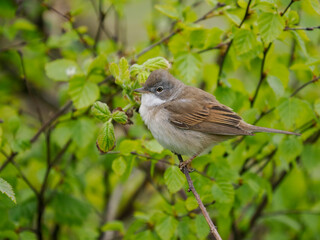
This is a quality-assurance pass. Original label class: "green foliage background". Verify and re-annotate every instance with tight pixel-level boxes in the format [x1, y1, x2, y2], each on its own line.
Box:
[0, 0, 320, 239]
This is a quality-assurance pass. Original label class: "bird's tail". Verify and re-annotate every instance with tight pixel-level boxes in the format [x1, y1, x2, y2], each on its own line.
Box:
[249, 125, 300, 136]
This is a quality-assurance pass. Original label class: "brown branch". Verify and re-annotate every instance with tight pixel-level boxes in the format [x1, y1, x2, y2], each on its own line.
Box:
[262, 210, 320, 217]
[30, 101, 72, 143]
[250, 43, 272, 107]
[17, 50, 43, 124]
[42, 3, 92, 52]
[280, 0, 295, 16]
[239, 0, 252, 27]
[11, 158, 39, 196]
[177, 155, 222, 240]
[216, 0, 252, 87]
[285, 25, 320, 31]
[135, 2, 225, 58]
[290, 76, 320, 97]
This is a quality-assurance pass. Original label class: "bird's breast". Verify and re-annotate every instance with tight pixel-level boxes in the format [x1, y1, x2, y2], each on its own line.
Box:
[139, 98, 215, 156]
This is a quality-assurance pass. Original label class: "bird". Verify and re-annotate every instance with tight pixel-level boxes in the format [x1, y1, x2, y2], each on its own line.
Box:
[134, 69, 300, 169]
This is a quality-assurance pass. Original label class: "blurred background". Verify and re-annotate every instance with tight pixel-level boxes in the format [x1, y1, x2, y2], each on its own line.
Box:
[0, 0, 320, 239]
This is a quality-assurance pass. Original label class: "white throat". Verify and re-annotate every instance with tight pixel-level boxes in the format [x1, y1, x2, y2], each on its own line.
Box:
[141, 93, 166, 107]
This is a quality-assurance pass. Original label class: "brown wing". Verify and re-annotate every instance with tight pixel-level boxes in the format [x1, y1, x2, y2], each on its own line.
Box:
[164, 98, 253, 136]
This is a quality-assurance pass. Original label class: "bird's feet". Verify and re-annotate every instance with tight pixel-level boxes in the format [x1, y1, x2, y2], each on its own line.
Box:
[179, 159, 194, 173]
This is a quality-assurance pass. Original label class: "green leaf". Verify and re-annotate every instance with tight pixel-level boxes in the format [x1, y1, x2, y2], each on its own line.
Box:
[0, 178, 16, 203]
[315, 99, 320, 116]
[195, 214, 210, 239]
[267, 75, 284, 98]
[91, 101, 111, 121]
[96, 121, 115, 153]
[258, 12, 284, 44]
[164, 166, 185, 193]
[45, 59, 81, 81]
[278, 137, 303, 164]
[68, 75, 100, 109]
[110, 58, 130, 85]
[234, 29, 258, 55]
[72, 118, 96, 148]
[109, 62, 119, 78]
[307, 0, 320, 15]
[137, 71, 150, 84]
[155, 4, 179, 19]
[130, 64, 144, 76]
[112, 156, 127, 176]
[278, 98, 314, 129]
[142, 57, 171, 71]
[175, 52, 201, 84]
[212, 179, 234, 204]
[119, 57, 130, 83]
[292, 31, 309, 56]
[51, 192, 91, 225]
[101, 220, 125, 234]
[185, 196, 198, 211]
[144, 139, 164, 153]
[155, 215, 178, 240]
[112, 110, 128, 124]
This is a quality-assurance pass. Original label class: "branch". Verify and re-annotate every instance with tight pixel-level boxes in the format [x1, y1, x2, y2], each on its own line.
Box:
[290, 76, 320, 97]
[285, 25, 320, 31]
[177, 155, 222, 240]
[42, 3, 92, 52]
[30, 101, 72, 143]
[262, 210, 320, 217]
[216, 0, 252, 87]
[280, 0, 295, 16]
[239, 0, 252, 27]
[17, 50, 43, 124]
[135, 2, 225, 58]
[250, 43, 272, 107]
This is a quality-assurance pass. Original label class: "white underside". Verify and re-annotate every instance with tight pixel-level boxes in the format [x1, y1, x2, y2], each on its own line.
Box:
[139, 94, 217, 156]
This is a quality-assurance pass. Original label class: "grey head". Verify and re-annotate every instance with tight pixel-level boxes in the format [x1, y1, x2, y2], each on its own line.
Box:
[134, 69, 183, 101]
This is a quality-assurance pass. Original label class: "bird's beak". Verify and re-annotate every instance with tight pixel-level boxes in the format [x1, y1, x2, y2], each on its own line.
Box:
[134, 87, 149, 93]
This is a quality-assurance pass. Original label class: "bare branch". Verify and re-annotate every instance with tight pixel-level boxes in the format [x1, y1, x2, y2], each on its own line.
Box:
[250, 43, 272, 107]
[17, 50, 43, 123]
[290, 76, 320, 97]
[135, 2, 225, 59]
[262, 210, 320, 217]
[216, 0, 252, 87]
[280, 0, 295, 16]
[177, 155, 222, 240]
[285, 25, 320, 31]
[30, 101, 72, 144]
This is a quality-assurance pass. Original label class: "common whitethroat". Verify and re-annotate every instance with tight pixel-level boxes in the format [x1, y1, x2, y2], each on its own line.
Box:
[135, 69, 300, 169]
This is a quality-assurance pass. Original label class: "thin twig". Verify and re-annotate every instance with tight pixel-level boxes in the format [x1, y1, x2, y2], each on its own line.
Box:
[135, 2, 225, 58]
[280, 0, 295, 16]
[216, 0, 252, 87]
[285, 25, 320, 31]
[262, 210, 320, 217]
[42, 3, 92, 52]
[30, 101, 72, 143]
[250, 43, 272, 107]
[177, 155, 222, 240]
[197, 42, 228, 54]
[239, 0, 252, 27]
[290, 76, 320, 97]
[11, 158, 39, 196]
[17, 50, 43, 124]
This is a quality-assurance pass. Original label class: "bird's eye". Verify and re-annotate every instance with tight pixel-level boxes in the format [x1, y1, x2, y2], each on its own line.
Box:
[156, 86, 163, 93]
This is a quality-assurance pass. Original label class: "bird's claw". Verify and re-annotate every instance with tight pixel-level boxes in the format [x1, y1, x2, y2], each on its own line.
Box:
[179, 161, 194, 173]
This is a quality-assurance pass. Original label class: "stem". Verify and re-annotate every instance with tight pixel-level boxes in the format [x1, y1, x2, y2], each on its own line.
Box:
[177, 155, 222, 240]
[250, 43, 272, 107]
[135, 2, 225, 59]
